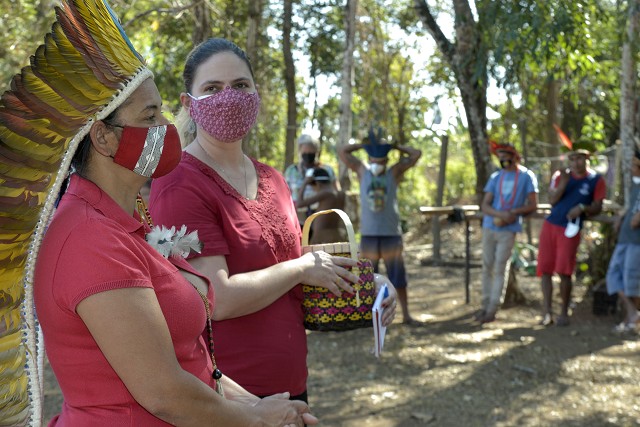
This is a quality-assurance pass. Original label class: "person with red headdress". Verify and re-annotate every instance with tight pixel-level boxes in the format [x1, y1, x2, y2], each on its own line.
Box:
[476, 142, 538, 324]
[537, 146, 605, 327]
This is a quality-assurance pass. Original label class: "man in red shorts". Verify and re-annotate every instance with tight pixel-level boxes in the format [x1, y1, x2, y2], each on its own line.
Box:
[537, 147, 606, 326]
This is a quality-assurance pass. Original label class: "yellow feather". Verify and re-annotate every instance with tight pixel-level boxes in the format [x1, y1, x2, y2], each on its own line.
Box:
[51, 24, 117, 96]
[21, 72, 88, 120]
[0, 329, 22, 354]
[76, 0, 144, 74]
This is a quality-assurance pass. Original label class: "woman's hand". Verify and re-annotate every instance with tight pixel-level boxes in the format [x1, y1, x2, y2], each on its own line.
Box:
[254, 393, 319, 426]
[374, 273, 397, 326]
[298, 251, 359, 296]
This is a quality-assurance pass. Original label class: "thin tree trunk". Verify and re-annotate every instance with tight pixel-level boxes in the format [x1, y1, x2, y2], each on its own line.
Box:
[244, 0, 264, 158]
[338, 0, 358, 191]
[282, 0, 297, 170]
[545, 77, 562, 174]
[432, 135, 449, 261]
[191, 1, 212, 45]
[620, 0, 639, 207]
[246, 0, 263, 70]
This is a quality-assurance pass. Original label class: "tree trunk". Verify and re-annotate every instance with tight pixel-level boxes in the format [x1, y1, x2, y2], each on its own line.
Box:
[620, 0, 639, 207]
[414, 0, 492, 197]
[432, 135, 449, 261]
[246, 0, 263, 71]
[503, 262, 526, 305]
[244, 0, 264, 159]
[338, 0, 358, 191]
[191, 1, 212, 45]
[545, 77, 562, 173]
[282, 0, 297, 170]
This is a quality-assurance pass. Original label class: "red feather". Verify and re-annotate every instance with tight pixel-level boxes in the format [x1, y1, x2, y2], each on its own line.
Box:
[553, 124, 573, 149]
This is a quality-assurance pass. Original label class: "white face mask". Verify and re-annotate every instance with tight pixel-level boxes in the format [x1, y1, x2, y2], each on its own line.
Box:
[370, 163, 385, 176]
[632, 176, 640, 185]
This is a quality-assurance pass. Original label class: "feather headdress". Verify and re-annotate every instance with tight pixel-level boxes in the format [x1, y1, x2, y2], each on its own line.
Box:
[0, 1, 151, 425]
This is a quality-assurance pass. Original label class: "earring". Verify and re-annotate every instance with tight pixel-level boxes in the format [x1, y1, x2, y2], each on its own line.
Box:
[187, 119, 196, 134]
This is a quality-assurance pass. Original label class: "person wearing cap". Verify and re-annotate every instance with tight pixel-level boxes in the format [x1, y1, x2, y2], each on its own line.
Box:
[284, 134, 338, 225]
[477, 143, 539, 324]
[295, 167, 347, 244]
[605, 151, 640, 334]
[338, 127, 422, 325]
[5, 2, 318, 425]
[537, 147, 606, 326]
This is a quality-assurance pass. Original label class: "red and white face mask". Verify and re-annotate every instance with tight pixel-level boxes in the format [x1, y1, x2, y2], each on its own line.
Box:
[113, 124, 182, 178]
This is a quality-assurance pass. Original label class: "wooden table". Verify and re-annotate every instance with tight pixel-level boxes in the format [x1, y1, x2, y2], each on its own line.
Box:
[419, 204, 616, 304]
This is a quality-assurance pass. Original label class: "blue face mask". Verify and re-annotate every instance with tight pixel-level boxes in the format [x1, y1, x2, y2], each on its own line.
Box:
[633, 176, 640, 185]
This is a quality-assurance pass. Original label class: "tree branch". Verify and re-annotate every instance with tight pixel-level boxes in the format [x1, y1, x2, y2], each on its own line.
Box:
[413, 0, 455, 64]
[122, 1, 203, 28]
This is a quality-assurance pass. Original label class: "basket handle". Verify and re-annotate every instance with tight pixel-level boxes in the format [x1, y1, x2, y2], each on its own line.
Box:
[301, 209, 358, 261]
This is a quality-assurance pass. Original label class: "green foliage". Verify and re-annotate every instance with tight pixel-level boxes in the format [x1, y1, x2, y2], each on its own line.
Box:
[0, 0, 632, 217]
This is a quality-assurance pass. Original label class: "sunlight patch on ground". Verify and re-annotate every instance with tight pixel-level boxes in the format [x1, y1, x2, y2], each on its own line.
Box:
[447, 328, 504, 343]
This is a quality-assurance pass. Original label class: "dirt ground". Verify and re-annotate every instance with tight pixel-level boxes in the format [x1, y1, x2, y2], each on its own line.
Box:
[42, 223, 640, 427]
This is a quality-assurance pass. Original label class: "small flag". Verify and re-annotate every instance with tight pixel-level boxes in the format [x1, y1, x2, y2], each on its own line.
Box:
[553, 124, 573, 150]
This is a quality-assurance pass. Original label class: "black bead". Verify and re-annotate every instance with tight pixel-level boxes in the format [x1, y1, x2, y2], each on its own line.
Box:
[212, 369, 222, 380]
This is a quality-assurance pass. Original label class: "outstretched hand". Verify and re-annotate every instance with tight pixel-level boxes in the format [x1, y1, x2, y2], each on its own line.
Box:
[298, 251, 359, 296]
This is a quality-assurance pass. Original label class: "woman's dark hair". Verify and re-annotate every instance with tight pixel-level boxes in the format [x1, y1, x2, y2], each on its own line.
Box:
[183, 38, 254, 93]
[70, 108, 119, 177]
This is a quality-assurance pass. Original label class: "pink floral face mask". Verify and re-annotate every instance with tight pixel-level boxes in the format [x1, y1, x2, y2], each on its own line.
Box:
[188, 87, 261, 143]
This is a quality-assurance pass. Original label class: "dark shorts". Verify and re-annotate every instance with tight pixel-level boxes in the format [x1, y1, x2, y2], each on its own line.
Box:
[360, 235, 408, 289]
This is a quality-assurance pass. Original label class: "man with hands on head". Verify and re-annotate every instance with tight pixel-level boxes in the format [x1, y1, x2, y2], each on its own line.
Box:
[338, 127, 421, 325]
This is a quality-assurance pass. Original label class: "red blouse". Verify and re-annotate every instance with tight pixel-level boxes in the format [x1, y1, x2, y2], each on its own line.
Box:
[149, 152, 307, 396]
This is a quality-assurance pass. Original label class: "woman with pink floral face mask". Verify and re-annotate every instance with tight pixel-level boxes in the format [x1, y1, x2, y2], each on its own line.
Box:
[148, 38, 398, 406]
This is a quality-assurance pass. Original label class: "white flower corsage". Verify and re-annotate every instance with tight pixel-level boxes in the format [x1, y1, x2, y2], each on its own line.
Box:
[146, 225, 203, 258]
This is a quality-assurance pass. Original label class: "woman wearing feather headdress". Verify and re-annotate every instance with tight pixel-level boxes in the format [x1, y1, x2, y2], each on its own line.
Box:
[148, 38, 398, 403]
[1, 1, 317, 426]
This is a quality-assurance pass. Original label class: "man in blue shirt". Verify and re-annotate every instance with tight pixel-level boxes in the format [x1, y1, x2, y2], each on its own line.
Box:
[477, 143, 539, 324]
[537, 148, 605, 326]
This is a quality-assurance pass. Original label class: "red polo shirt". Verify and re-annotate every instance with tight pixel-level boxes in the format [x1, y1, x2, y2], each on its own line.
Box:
[35, 174, 214, 426]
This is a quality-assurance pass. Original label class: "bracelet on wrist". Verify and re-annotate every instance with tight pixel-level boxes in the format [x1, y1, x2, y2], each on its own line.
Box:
[578, 203, 586, 212]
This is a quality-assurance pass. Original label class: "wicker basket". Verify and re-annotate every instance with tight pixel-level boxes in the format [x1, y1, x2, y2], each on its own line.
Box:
[301, 209, 375, 331]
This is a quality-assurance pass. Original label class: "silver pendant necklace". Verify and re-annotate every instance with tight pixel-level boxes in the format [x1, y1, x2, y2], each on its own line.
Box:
[197, 140, 248, 198]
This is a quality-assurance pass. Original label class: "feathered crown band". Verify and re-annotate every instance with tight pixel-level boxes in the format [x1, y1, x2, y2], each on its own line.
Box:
[0, 1, 150, 425]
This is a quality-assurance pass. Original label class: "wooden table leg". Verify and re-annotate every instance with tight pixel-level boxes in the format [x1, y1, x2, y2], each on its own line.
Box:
[465, 218, 470, 304]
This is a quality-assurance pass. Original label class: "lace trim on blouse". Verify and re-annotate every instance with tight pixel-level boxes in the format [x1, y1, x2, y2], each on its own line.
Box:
[184, 152, 297, 262]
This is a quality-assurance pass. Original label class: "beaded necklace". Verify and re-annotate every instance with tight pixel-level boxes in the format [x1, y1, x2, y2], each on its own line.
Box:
[498, 169, 519, 210]
[136, 194, 224, 396]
